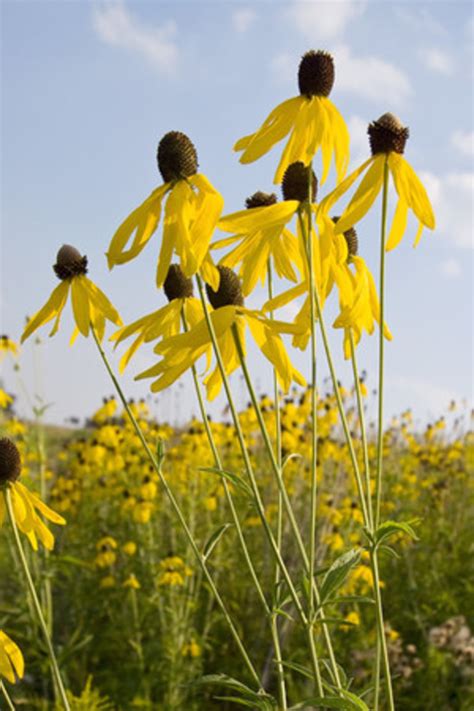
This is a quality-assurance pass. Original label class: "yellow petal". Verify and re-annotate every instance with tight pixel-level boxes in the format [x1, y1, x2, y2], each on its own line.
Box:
[71, 277, 91, 337]
[21, 281, 70, 343]
[385, 198, 408, 252]
[219, 201, 298, 233]
[318, 157, 374, 217]
[235, 97, 301, 163]
[335, 155, 385, 234]
[83, 278, 122, 326]
[388, 154, 435, 229]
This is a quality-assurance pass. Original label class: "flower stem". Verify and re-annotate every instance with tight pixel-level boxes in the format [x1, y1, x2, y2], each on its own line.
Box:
[375, 157, 390, 528]
[90, 326, 261, 690]
[4, 488, 71, 711]
[266, 259, 288, 710]
[229, 320, 341, 693]
[0, 681, 16, 711]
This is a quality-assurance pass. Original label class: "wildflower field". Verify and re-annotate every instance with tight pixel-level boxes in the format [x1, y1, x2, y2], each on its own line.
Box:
[1, 39, 473, 711]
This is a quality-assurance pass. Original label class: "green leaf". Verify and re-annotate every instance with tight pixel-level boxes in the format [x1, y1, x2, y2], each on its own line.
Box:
[280, 660, 314, 681]
[289, 691, 369, 710]
[156, 438, 165, 467]
[198, 466, 253, 499]
[273, 607, 294, 623]
[373, 519, 420, 548]
[324, 595, 375, 607]
[320, 548, 362, 603]
[197, 674, 257, 696]
[203, 523, 233, 562]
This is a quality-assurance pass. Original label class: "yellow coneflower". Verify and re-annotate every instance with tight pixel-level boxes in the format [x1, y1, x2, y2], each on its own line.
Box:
[212, 190, 303, 296]
[0, 630, 24, 684]
[0, 438, 65, 551]
[0, 336, 19, 360]
[319, 113, 435, 249]
[110, 264, 203, 372]
[136, 266, 305, 400]
[21, 245, 122, 344]
[0, 389, 13, 410]
[234, 50, 350, 184]
[107, 131, 223, 289]
[157, 555, 193, 587]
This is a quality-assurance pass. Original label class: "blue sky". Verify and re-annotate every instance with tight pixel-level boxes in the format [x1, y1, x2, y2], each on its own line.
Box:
[1, 0, 473, 427]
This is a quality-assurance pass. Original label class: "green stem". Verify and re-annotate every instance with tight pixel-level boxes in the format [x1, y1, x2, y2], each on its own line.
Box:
[91, 326, 261, 689]
[229, 320, 340, 693]
[0, 681, 16, 711]
[4, 489, 71, 711]
[266, 259, 287, 710]
[375, 157, 389, 529]
[349, 331, 373, 531]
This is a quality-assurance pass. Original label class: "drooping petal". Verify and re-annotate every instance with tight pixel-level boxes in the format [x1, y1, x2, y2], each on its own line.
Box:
[385, 198, 409, 252]
[334, 155, 385, 234]
[83, 278, 122, 327]
[71, 277, 91, 337]
[219, 201, 298, 234]
[106, 185, 169, 268]
[318, 157, 374, 217]
[235, 97, 301, 163]
[388, 153, 435, 230]
[21, 281, 70, 343]
[188, 174, 224, 267]
[160, 182, 197, 283]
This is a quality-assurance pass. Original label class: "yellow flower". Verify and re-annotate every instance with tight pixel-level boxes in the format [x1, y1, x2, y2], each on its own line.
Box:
[99, 575, 116, 589]
[0, 437, 65, 551]
[0, 630, 24, 684]
[122, 541, 137, 557]
[182, 638, 202, 658]
[234, 50, 349, 184]
[123, 574, 141, 590]
[110, 265, 204, 372]
[213, 191, 303, 296]
[0, 336, 19, 360]
[0, 389, 13, 410]
[136, 267, 305, 400]
[342, 611, 360, 630]
[157, 555, 193, 587]
[333, 255, 392, 359]
[106, 131, 223, 289]
[320, 113, 435, 250]
[21, 245, 122, 344]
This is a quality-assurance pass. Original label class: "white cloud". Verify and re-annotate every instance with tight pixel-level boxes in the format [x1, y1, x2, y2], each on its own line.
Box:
[335, 45, 412, 107]
[92, 1, 178, 73]
[439, 258, 462, 279]
[419, 47, 454, 75]
[232, 8, 257, 33]
[346, 115, 369, 167]
[287, 0, 367, 41]
[419, 171, 474, 249]
[450, 130, 474, 158]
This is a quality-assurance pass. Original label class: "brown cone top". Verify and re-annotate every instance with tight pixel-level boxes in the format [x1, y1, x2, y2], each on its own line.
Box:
[332, 216, 358, 258]
[53, 245, 88, 280]
[368, 113, 409, 155]
[206, 266, 244, 309]
[245, 191, 278, 209]
[282, 162, 318, 203]
[0, 438, 21, 485]
[157, 131, 198, 183]
[163, 264, 194, 301]
[298, 50, 335, 98]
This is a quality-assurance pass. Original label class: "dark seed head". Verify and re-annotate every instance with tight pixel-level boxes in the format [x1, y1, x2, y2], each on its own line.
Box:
[206, 266, 244, 309]
[157, 131, 198, 183]
[0, 438, 21, 485]
[282, 162, 318, 203]
[332, 217, 358, 258]
[368, 113, 409, 155]
[53, 245, 88, 280]
[298, 50, 335, 98]
[245, 191, 278, 209]
[163, 264, 194, 301]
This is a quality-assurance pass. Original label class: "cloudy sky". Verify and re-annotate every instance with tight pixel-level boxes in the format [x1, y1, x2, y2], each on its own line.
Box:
[1, 0, 473, 427]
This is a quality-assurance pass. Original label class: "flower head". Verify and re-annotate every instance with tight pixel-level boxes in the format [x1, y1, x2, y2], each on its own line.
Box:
[0, 335, 19, 361]
[110, 264, 204, 372]
[137, 266, 305, 400]
[234, 50, 349, 184]
[21, 245, 122, 344]
[0, 630, 24, 684]
[319, 113, 435, 250]
[0, 438, 66, 551]
[106, 131, 223, 289]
